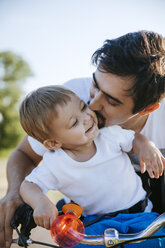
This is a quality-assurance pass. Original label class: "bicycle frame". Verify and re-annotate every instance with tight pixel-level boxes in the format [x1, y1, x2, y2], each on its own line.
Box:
[12, 212, 165, 247]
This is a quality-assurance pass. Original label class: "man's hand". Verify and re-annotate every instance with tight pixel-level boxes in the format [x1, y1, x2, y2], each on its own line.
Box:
[0, 192, 23, 248]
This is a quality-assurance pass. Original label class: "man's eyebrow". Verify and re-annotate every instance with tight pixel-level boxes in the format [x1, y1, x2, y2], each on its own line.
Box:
[92, 73, 123, 104]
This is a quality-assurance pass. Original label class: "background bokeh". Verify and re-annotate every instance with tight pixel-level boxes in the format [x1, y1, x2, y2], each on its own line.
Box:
[0, 1, 165, 246]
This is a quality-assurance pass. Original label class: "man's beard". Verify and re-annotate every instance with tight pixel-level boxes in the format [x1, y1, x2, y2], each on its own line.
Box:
[95, 111, 106, 129]
[87, 100, 106, 129]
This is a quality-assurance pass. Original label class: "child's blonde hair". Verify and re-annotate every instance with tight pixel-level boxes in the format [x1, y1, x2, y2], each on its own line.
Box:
[19, 85, 75, 143]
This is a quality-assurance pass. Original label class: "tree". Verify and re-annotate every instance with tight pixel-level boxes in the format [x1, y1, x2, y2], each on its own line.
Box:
[0, 51, 32, 149]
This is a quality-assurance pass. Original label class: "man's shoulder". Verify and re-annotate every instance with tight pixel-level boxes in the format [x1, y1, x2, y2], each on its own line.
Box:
[64, 77, 92, 103]
[64, 77, 92, 91]
[64, 77, 92, 85]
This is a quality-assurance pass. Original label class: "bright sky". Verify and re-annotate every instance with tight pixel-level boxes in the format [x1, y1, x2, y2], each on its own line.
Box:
[0, 0, 165, 94]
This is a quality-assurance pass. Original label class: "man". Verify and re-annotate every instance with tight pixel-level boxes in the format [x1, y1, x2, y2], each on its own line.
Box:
[0, 30, 165, 248]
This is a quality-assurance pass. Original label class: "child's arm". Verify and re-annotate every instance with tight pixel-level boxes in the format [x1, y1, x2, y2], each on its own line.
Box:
[20, 180, 58, 229]
[132, 133, 165, 179]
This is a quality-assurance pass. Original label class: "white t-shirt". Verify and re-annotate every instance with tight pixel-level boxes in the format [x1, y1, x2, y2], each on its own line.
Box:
[26, 125, 149, 216]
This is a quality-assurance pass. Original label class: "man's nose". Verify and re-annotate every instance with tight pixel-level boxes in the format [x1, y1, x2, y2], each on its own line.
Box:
[89, 91, 104, 111]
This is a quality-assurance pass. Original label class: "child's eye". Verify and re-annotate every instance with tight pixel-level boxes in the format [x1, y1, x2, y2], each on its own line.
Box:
[72, 120, 78, 127]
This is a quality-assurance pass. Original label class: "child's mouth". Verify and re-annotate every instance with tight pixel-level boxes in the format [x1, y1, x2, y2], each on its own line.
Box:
[86, 123, 94, 133]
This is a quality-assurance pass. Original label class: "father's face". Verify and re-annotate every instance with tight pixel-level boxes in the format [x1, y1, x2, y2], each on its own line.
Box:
[89, 70, 136, 127]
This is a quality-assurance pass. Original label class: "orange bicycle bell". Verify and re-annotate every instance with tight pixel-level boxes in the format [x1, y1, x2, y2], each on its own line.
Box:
[50, 203, 84, 247]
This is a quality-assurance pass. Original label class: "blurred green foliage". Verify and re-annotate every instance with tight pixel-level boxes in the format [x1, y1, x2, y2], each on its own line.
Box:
[0, 51, 32, 150]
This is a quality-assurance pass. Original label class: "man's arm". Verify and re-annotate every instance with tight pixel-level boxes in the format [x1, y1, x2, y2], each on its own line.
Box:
[7, 135, 42, 194]
[0, 135, 42, 248]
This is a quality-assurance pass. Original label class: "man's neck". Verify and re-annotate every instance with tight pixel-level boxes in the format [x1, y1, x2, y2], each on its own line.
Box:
[120, 114, 149, 133]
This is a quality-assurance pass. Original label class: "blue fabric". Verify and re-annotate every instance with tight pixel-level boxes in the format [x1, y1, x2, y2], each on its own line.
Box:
[77, 212, 165, 248]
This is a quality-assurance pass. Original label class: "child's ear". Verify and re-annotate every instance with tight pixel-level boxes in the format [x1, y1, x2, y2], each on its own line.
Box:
[43, 139, 62, 150]
[138, 103, 160, 116]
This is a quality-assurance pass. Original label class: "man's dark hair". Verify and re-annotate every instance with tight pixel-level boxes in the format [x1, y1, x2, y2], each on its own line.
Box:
[92, 31, 165, 113]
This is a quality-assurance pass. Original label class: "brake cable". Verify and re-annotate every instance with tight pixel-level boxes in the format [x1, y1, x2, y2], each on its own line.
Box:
[14, 226, 28, 248]
[13, 226, 60, 248]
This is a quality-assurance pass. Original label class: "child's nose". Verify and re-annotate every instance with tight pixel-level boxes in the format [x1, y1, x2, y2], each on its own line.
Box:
[83, 113, 91, 124]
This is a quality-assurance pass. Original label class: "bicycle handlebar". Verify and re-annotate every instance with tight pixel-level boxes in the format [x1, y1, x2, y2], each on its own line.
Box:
[81, 212, 165, 247]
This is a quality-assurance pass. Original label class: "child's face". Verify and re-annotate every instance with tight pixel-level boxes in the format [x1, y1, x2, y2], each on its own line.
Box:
[50, 94, 99, 149]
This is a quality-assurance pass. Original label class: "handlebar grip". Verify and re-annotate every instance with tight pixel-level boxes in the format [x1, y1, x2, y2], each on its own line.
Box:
[11, 203, 36, 241]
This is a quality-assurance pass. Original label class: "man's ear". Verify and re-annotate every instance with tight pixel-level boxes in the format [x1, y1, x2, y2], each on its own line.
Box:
[139, 103, 160, 116]
[43, 139, 62, 150]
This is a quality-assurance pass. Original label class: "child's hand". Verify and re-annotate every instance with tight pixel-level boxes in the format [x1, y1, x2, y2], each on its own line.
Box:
[139, 141, 165, 179]
[33, 200, 58, 229]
